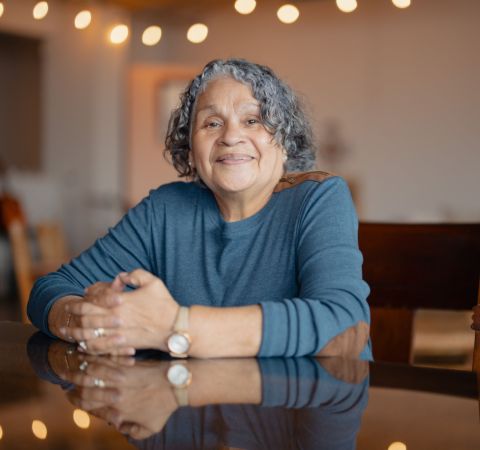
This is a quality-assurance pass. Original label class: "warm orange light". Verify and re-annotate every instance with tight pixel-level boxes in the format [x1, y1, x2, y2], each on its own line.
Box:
[277, 4, 300, 24]
[74, 10, 92, 30]
[187, 23, 208, 44]
[73, 409, 90, 429]
[392, 0, 411, 8]
[142, 25, 162, 46]
[32, 420, 47, 440]
[0, 425, 3, 440]
[0, 3, 4, 19]
[109, 24, 129, 44]
[33, 1, 49, 20]
[388, 442, 407, 450]
[234, 0, 256, 15]
[336, 0, 357, 13]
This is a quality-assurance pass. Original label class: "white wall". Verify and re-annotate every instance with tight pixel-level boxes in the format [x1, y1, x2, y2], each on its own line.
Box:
[0, 0, 129, 252]
[130, 0, 480, 222]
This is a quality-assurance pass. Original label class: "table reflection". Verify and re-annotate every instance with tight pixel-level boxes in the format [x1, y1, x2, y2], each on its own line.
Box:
[27, 332, 369, 449]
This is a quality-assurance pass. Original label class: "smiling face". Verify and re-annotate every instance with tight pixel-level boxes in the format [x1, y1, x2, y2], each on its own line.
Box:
[190, 77, 285, 212]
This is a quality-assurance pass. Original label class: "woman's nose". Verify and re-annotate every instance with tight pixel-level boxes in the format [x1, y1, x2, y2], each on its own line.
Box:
[219, 121, 245, 147]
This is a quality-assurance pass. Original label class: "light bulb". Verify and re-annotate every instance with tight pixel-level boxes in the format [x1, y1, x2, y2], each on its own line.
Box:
[187, 23, 208, 44]
[33, 1, 49, 20]
[0, 424, 3, 439]
[234, 0, 256, 15]
[0, 3, 4, 19]
[73, 409, 90, 429]
[109, 24, 129, 44]
[142, 25, 162, 46]
[392, 0, 411, 8]
[74, 10, 92, 30]
[336, 0, 357, 13]
[32, 420, 47, 440]
[277, 4, 300, 24]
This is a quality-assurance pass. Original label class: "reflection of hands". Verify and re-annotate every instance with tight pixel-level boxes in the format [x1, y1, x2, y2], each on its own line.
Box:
[60, 269, 180, 355]
[471, 305, 480, 331]
[62, 356, 178, 440]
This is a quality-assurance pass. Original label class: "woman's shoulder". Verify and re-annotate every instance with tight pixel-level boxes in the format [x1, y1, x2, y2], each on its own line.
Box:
[274, 171, 348, 196]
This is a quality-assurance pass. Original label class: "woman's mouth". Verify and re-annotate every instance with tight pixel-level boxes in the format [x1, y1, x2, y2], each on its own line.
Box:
[216, 154, 255, 165]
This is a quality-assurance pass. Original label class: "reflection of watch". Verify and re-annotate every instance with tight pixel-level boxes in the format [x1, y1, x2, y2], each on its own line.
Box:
[166, 362, 192, 407]
[167, 307, 191, 358]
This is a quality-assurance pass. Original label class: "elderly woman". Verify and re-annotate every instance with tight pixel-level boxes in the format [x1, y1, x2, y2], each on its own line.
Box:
[28, 59, 371, 359]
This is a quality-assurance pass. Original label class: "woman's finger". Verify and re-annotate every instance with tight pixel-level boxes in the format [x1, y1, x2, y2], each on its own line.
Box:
[66, 301, 111, 316]
[69, 314, 123, 329]
[119, 269, 157, 288]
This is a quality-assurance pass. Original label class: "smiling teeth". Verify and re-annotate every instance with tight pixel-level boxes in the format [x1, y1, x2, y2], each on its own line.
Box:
[218, 155, 253, 161]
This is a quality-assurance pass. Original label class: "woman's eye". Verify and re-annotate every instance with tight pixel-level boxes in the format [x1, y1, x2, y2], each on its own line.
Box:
[205, 121, 221, 128]
[246, 118, 260, 125]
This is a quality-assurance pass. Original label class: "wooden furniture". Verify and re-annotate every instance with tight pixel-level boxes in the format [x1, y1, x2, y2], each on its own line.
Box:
[359, 223, 480, 368]
[1, 194, 67, 322]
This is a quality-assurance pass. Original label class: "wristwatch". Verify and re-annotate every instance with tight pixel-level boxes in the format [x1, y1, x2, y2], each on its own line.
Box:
[166, 361, 192, 407]
[167, 306, 191, 358]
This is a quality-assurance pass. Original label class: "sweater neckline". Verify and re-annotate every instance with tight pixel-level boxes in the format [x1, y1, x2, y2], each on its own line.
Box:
[205, 189, 279, 238]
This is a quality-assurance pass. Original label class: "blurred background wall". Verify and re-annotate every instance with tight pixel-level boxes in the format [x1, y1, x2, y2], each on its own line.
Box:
[0, 0, 479, 263]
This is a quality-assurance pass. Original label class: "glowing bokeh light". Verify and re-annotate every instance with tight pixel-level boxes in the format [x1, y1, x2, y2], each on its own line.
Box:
[187, 23, 208, 44]
[32, 420, 47, 440]
[234, 0, 256, 15]
[33, 1, 49, 20]
[0, 3, 4, 19]
[142, 25, 162, 46]
[109, 24, 129, 44]
[388, 442, 407, 450]
[392, 0, 411, 8]
[74, 10, 92, 30]
[73, 409, 91, 429]
[336, 0, 357, 13]
[276, 4, 300, 24]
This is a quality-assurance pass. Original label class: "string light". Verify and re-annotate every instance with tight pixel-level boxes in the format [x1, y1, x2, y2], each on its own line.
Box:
[109, 24, 129, 44]
[32, 420, 47, 440]
[336, 0, 357, 13]
[187, 23, 208, 44]
[0, 3, 4, 19]
[142, 25, 162, 46]
[74, 10, 92, 30]
[33, 1, 49, 20]
[392, 0, 411, 8]
[277, 4, 300, 24]
[234, 0, 256, 15]
[0, 425, 3, 439]
[73, 409, 91, 429]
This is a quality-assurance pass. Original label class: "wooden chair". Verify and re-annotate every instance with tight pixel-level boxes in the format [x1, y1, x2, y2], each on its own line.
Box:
[359, 223, 480, 369]
[1, 194, 67, 322]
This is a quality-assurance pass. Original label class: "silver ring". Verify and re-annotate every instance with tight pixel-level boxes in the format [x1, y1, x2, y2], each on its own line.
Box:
[94, 327, 105, 338]
[93, 378, 106, 388]
[78, 340, 88, 351]
[79, 361, 89, 372]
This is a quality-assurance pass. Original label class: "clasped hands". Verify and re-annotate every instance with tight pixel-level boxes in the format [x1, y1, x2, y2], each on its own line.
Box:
[57, 269, 179, 356]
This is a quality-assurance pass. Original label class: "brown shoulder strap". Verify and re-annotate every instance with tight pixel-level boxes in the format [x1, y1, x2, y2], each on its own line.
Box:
[274, 170, 333, 193]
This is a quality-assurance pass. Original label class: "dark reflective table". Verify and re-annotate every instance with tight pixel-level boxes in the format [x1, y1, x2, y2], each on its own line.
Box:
[0, 322, 478, 449]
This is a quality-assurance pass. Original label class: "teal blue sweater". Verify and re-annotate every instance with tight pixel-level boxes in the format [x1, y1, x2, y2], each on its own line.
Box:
[28, 176, 371, 358]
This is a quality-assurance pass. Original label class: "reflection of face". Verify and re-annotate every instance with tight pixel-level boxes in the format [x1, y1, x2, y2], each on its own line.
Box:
[191, 77, 284, 204]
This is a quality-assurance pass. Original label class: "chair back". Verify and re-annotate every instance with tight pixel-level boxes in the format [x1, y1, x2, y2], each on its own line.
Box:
[359, 223, 480, 366]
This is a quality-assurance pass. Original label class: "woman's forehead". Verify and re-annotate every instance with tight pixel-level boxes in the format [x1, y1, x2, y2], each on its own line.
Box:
[195, 77, 259, 111]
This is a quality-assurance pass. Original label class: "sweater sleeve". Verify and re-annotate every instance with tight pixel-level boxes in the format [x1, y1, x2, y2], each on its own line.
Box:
[258, 177, 371, 358]
[27, 193, 156, 336]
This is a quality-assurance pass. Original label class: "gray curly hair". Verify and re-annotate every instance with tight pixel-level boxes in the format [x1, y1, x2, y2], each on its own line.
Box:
[164, 58, 315, 178]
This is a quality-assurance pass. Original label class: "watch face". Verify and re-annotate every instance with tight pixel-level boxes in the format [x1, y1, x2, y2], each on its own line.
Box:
[167, 364, 191, 387]
[168, 333, 190, 355]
